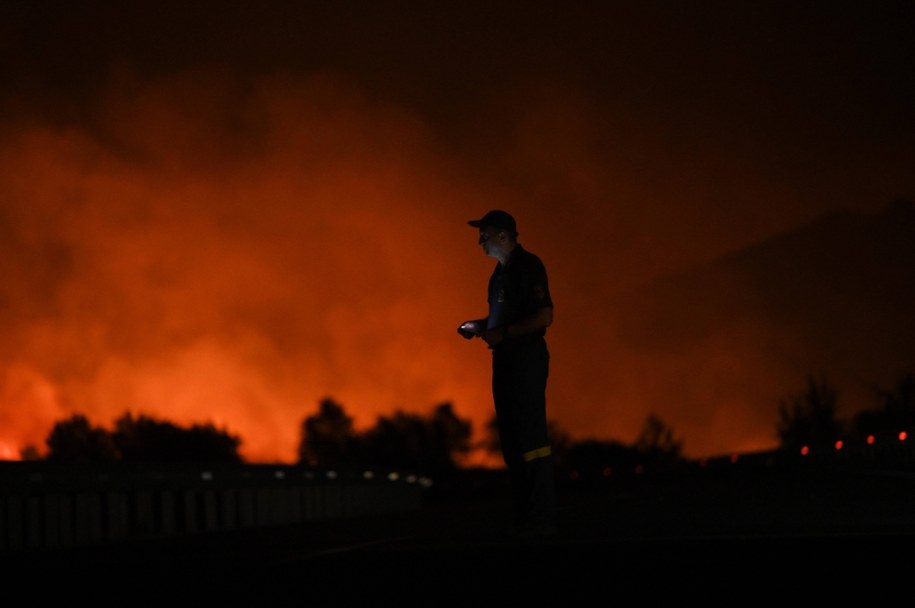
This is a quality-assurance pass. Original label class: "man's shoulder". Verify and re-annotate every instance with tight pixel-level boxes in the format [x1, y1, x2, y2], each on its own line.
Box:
[512, 245, 547, 269]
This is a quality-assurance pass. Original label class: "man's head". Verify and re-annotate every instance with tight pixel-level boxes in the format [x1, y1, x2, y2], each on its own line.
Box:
[468, 209, 518, 261]
[468, 209, 517, 236]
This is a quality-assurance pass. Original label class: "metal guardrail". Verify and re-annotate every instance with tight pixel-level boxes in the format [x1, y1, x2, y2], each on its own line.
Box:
[0, 462, 432, 554]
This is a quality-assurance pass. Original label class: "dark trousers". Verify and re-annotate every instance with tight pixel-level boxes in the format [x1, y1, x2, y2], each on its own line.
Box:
[491, 339, 556, 522]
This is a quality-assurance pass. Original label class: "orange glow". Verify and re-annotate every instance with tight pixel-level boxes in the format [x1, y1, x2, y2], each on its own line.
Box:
[1, 49, 914, 466]
[0, 73, 785, 464]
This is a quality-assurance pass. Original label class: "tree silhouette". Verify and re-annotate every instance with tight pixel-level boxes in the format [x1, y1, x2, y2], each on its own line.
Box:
[46, 413, 119, 463]
[43, 412, 242, 463]
[110, 412, 242, 463]
[479, 414, 502, 457]
[851, 373, 915, 439]
[633, 414, 683, 464]
[19, 444, 43, 461]
[296, 399, 473, 475]
[358, 403, 472, 475]
[297, 397, 359, 467]
[426, 402, 474, 468]
[874, 374, 915, 428]
[478, 412, 670, 479]
[776, 375, 845, 452]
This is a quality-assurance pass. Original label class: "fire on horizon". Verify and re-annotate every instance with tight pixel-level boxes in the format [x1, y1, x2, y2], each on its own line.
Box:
[1, 2, 914, 463]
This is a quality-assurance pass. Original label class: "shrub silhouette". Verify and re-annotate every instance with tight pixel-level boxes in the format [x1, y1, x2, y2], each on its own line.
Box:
[44, 411, 243, 463]
[46, 413, 118, 463]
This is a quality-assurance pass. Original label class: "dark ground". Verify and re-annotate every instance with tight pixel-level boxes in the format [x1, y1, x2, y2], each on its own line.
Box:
[6, 465, 915, 606]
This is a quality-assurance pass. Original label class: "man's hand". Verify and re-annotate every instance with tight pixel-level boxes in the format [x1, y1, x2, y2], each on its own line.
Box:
[480, 326, 506, 348]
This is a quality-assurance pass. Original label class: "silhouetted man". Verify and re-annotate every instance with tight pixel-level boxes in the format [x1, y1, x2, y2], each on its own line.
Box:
[458, 209, 557, 538]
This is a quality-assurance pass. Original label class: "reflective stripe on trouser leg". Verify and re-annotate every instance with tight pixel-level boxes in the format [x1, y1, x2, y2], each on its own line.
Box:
[522, 445, 552, 462]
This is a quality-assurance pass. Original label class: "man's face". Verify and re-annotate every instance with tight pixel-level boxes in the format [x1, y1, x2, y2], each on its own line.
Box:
[478, 226, 507, 258]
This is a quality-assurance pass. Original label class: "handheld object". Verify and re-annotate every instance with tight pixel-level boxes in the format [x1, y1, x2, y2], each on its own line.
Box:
[457, 321, 478, 339]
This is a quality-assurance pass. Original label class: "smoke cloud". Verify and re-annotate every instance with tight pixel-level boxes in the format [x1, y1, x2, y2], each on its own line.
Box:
[3, 2, 915, 462]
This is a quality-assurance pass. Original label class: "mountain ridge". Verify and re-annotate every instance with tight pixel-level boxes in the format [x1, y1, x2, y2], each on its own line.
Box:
[612, 198, 915, 450]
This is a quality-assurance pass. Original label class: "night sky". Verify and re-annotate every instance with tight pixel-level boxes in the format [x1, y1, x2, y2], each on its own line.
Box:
[2, 1, 914, 463]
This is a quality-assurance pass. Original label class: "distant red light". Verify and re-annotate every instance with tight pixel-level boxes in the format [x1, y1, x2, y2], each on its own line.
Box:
[800, 446, 809, 456]
[730, 454, 739, 464]
[602, 467, 612, 477]
[899, 431, 908, 442]
[866, 435, 875, 445]
[834, 440, 843, 450]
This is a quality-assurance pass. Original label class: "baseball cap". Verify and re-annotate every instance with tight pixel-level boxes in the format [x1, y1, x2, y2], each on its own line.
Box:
[467, 209, 517, 235]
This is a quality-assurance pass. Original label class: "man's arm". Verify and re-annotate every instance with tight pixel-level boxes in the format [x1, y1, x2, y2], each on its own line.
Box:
[505, 306, 552, 338]
[481, 306, 553, 346]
